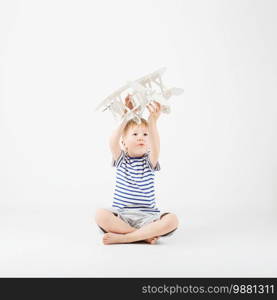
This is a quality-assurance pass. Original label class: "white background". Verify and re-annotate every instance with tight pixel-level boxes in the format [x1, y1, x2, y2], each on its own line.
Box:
[0, 0, 276, 277]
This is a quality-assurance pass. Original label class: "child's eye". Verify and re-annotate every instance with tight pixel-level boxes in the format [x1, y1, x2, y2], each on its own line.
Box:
[133, 133, 137, 136]
[144, 133, 148, 136]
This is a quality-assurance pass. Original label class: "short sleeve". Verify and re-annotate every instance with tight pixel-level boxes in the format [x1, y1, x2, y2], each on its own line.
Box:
[145, 153, 161, 172]
[111, 150, 125, 168]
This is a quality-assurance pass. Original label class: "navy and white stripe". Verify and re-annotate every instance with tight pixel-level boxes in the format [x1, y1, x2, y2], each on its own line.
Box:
[111, 150, 161, 212]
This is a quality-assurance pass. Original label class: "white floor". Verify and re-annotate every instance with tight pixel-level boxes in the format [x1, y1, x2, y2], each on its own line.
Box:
[1, 203, 277, 277]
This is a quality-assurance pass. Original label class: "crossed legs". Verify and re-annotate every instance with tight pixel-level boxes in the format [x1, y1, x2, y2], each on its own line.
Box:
[94, 208, 178, 245]
[94, 208, 159, 244]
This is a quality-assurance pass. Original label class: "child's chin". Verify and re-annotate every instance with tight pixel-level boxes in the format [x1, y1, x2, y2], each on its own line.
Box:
[135, 150, 146, 155]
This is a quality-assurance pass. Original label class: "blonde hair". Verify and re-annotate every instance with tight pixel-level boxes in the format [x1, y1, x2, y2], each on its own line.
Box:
[122, 118, 148, 137]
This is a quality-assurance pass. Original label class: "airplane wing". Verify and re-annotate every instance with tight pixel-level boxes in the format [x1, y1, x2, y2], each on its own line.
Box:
[95, 83, 129, 111]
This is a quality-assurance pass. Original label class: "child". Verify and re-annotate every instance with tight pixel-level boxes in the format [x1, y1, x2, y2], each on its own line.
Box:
[95, 95, 179, 245]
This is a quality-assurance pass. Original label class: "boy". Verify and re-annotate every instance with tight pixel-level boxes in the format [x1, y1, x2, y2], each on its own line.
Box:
[95, 95, 178, 244]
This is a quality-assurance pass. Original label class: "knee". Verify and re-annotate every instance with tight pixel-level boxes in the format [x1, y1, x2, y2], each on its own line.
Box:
[94, 208, 110, 224]
[163, 213, 179, 230]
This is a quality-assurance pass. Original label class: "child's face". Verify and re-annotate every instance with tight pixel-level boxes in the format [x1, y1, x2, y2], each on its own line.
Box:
[123, 124, 149, 157]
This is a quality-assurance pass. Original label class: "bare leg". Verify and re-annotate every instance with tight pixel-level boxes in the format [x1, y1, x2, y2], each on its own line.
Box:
[95, 208, 136, 234]
[103, 213, 178, 245]
[95, 209, 159, 244]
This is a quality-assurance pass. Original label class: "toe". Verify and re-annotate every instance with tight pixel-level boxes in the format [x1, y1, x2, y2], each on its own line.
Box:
[150, 238, 157, 244]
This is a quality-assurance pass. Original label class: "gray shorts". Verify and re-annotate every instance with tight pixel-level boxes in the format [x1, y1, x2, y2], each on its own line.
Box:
[98, 207, 177, 237]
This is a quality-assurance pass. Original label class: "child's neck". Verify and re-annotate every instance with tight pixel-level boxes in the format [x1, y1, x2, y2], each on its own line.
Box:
[126, 151, 146, 158]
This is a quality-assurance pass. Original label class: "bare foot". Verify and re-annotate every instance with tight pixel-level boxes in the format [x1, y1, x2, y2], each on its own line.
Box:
[103, 232, 128, 245]
[144, 236, 160, 244]
[102, 233, 160, 245]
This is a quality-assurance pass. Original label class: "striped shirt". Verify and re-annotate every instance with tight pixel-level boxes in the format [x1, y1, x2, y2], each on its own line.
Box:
[111, 150, 161, 212]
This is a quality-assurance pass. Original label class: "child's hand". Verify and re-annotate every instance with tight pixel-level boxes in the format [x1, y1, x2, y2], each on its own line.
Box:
[124, 94, 140, 115]
[124, 94, 134, 112]
[147, 101, 162, 122]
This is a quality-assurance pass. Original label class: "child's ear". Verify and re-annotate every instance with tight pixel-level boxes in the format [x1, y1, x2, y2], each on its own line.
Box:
[120, 136, 125, 146]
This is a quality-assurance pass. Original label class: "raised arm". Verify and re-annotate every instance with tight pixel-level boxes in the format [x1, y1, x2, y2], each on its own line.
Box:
[147, 101, 162, 168]
[148, 120, 160, 168]
[109, 94, 133, 161]
[109, 118, 128, 161]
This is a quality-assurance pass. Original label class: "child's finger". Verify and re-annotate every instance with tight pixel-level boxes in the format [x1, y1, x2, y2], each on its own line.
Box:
[125, 94, 131, 102]
[150, 102, 158, 112]
[147, 103, 154, 112]
[153, 101, 161, 109]
[155, 101, 161, 109]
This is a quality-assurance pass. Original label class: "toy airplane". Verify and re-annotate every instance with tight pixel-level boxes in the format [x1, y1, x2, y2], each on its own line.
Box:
[95, 67, 184, 124]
